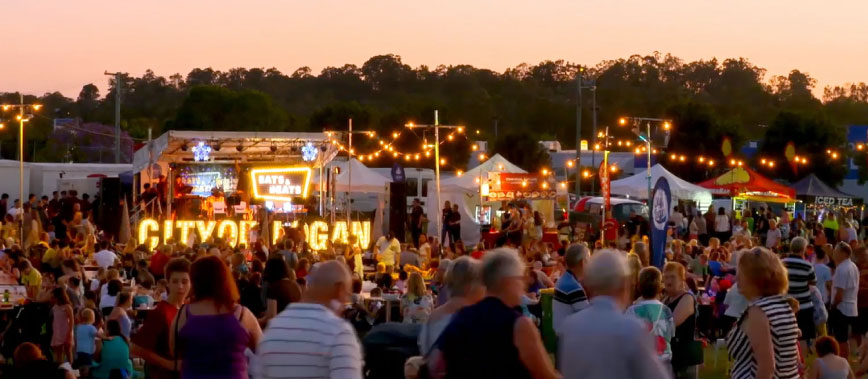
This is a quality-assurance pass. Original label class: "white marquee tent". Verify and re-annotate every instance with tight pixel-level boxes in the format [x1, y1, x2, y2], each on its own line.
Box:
[314, 158, 388, 241]
[425, 154, 528, 244]
[314, 158, 390, 194]
[610, 163, 713, 211]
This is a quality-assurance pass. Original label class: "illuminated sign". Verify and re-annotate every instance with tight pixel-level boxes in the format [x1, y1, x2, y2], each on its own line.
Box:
[138, 218, 371, 250]
[301, 142, 318, 162]
[192, 141, 212, 162]
[182, 171, 221, 197]
[250, 167, 312, 201]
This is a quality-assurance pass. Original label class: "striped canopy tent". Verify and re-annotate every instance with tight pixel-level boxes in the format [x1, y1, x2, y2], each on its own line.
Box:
[697, 166, 796, 203]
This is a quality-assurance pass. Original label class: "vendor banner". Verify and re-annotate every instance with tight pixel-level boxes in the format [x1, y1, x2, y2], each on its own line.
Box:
[486, 172, 556, 201]
[599, 153, 610, 212]
[814, 196, 855, 207]
[651, 177, 671, 269]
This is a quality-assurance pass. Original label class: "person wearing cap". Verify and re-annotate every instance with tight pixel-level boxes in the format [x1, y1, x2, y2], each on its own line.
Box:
[553, 243, 590, 335]
[558, 250, 671, 379]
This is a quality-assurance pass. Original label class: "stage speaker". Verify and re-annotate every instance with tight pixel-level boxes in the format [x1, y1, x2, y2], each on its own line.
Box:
[97, 177, 122, 240]
[388, 182, 407, 243]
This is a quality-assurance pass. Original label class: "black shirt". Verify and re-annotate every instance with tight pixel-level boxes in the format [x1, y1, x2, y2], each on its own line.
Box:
[265, 278, 302, 314]
[410, 205, 423, 228]
[440, 297, 532, 379]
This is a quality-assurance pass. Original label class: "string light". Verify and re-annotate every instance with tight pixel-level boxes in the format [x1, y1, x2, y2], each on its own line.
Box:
[566, 160, 574, 168]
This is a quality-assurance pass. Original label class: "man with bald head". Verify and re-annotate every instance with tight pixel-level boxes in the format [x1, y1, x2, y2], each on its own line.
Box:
[255, 261, 362, 379]
[558, 250, 670, 379]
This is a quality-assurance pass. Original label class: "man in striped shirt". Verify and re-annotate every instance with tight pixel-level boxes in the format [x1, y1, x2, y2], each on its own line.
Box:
[782, 237, 817, 353]
[254, 261, 362, 379]
[553, 244, 590, 335]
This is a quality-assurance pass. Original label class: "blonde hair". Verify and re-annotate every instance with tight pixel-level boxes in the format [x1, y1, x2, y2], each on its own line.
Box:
[79, 308, 95, 324]
[738, 247, 788, 296]
[106, 269, 120, 281]
[406, 272, 426, 299]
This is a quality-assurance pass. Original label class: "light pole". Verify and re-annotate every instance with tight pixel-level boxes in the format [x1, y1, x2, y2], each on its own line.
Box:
[619, 116, 672, 203]
[405, 111, 464, 240]
[2, 95, 42, 238]
[326, 120, 374, 228]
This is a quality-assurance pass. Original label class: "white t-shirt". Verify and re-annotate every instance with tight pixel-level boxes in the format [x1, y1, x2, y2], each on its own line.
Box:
[765, 229, 782, 248]
[714, 215, 730, 233]
[844, 227, 858, 243]
[93, 249, 118, 269]
[832, 258, 859, 317]
[670, 211, 684, 228]
[814, 262, 833, 304]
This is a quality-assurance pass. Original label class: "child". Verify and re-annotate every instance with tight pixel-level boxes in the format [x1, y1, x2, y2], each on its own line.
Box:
[75, 308, 98, 377]
[813, 336, 854, 378]
[154, 278, 168, 301]
[395, 270, 408, 293]
[626, 267, 675, 362]
[50, 287, 74, 364]
[133, 277, 155, 309]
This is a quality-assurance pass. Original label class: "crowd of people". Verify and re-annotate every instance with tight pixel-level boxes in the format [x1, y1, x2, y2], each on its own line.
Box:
[3, 190, 868, 379]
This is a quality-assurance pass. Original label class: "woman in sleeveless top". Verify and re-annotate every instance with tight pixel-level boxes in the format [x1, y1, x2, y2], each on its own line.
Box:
[727, 247, 800, 379]
[662, 262, 699, 379]
[170, 255, 262, 379]
[438, 249, 558, 379]
[812, 336, 854, 379]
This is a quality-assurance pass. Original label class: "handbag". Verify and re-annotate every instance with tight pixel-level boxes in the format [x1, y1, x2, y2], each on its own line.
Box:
[669, 293, 704, 367]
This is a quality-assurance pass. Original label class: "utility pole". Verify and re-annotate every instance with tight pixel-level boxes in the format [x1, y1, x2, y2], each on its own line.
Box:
[588, 81, 598, 194]
[105, 71, 122, 163]
[405, 111, 464, 240]
[575, 68, 583, 199]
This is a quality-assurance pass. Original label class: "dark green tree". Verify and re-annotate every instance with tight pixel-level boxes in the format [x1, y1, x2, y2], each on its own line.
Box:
[489, 131, 551, 172]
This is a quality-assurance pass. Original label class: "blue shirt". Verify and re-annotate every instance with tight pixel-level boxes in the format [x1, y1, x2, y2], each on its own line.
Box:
[75, 324, 98, 354]
[552, 270, 589, 334]
[558, 296, 672, 379]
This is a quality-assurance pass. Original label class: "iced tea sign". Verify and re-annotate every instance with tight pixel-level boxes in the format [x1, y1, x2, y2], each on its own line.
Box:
[250, 167, 312, 201]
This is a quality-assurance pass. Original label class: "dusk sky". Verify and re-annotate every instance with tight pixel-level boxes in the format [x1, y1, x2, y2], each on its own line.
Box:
[3, 0, 867, 98]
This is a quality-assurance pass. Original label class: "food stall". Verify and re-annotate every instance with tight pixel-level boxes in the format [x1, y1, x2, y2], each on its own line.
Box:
[791, 173, 860, 219]
[697, 167, 797, 218]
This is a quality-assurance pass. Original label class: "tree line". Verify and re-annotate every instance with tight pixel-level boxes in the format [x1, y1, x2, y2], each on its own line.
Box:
[2, 52, 868, 185]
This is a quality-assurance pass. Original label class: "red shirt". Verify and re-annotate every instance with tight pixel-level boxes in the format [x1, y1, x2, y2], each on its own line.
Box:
[150, 252, 169, 277]
[131, 301, 179, 379]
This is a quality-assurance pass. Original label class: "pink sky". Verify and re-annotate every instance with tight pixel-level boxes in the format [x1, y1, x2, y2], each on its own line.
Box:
[2, 0, 867, 98]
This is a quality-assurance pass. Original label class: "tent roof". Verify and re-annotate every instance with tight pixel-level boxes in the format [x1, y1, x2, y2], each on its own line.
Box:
[610, 164, 713, 201]
[440, 153, 526, 190]
[791, 174, 854, 198]
[698, 167, 796, 199]
[133, 130, 339, 172]
[314, 158, 390, 194]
